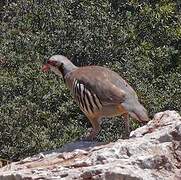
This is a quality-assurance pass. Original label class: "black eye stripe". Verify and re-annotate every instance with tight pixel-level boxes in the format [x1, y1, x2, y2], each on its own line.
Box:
[58, 63, 64, 70]
[47, 60, 56, 66]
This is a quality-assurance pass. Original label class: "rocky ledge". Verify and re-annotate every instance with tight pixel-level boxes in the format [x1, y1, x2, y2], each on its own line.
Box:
[0, 110, 181, 180]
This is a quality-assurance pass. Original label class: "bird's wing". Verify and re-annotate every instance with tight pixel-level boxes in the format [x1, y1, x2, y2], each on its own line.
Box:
[65, 66, 127, 105]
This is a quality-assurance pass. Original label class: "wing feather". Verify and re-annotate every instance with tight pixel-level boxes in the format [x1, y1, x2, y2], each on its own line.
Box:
[65, 66, 128, 105]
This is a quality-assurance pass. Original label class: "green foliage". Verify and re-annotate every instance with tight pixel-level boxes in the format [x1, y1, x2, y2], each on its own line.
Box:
[0, 0, 180, 161]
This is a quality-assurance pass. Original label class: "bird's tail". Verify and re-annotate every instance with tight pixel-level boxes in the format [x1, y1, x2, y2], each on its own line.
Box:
[122, 101, 149, 122]
[131, 103, 149, 122]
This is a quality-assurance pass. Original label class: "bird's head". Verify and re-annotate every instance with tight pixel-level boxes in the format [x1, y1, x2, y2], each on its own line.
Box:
[42, 55, 77, 77]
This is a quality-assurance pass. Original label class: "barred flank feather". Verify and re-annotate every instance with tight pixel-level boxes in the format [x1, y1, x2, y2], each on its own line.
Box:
[72, 79, 102, 114]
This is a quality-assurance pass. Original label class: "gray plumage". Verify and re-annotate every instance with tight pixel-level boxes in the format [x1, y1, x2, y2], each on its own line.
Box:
[42, 55, 149, 140]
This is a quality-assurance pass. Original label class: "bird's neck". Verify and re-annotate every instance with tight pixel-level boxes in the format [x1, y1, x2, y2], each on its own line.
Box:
[59, 63, 77, 78]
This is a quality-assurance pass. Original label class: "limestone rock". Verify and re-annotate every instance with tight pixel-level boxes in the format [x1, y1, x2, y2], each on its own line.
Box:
[0, 110, 181, 180]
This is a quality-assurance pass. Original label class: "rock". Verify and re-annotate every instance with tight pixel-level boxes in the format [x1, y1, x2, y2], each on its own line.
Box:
[0, 110, 181, 180]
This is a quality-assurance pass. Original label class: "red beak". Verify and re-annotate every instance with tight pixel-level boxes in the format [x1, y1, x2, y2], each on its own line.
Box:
[42, 64, 50, 72]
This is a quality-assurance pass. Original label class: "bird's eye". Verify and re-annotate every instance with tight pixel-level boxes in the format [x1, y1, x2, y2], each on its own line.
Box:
[47, 60, 57, 66]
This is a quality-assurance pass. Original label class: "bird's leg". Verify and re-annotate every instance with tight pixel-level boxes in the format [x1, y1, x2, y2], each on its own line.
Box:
[117, 106, 130, 138]
[122, 113, 130, 138]
[83, 116, 101, 141]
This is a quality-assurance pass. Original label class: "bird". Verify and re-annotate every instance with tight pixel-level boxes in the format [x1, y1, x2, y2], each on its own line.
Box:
[42, 55, 149, 140]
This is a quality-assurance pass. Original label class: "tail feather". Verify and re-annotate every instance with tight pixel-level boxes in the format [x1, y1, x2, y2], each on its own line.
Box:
[122, 101, 149, 122]
[131, 103, 149, 122]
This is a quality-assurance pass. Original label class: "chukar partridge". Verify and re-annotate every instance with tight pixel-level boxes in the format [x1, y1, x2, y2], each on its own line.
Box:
[42, 55, 149, 140]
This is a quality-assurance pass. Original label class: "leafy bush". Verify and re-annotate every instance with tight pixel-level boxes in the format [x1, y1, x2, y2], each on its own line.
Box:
[0, 0, 180, 161]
